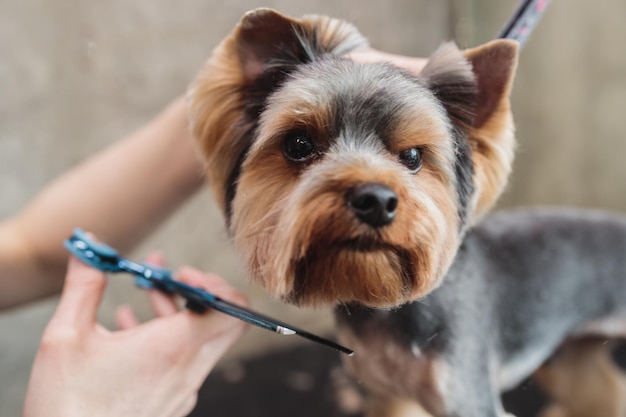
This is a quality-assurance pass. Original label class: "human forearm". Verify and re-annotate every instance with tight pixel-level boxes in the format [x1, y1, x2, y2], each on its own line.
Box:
[0, 98, 204, 309]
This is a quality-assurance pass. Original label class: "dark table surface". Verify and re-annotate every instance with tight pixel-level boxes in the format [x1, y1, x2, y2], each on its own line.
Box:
[188, 339, 567, 417]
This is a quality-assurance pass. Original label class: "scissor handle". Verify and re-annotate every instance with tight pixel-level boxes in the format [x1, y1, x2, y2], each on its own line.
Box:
[64, 228, 121, 271]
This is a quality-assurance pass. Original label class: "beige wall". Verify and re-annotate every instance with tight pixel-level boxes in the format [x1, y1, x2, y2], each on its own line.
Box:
[1, 0, 624, 414]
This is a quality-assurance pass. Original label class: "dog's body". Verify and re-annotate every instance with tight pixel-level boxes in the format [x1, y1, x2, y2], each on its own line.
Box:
[337, 208, 626, 416]
[188, 9, 625, 416]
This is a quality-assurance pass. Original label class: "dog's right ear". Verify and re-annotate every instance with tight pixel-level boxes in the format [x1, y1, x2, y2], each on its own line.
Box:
[235, 8, 368, 85]
[235, 8, 309, 82]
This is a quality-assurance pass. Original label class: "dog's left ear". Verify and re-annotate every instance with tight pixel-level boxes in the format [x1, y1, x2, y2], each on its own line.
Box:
[422, 39, 519, 222]
[463, 40, 519, 128]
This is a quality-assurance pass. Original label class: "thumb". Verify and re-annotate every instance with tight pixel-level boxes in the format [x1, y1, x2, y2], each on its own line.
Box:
[49, 256, 107, 329]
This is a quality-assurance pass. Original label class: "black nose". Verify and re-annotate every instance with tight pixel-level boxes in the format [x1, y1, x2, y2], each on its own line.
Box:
[346, 183, 398, 228]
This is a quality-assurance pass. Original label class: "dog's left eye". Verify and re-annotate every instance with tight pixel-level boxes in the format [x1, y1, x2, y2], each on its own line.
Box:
[399, 148, 423, 173]
[284, 132, 315, 162]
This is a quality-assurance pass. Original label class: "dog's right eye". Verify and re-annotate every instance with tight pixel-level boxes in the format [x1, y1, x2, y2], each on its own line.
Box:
[399, 147, 423, 174]
[283, 132, 315, 162]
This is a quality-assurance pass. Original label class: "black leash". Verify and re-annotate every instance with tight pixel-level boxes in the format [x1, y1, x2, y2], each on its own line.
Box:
[499, 0, 552, 47]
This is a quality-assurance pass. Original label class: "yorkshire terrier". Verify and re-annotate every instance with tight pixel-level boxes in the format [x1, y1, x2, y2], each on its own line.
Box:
[188, 8, 626, 417]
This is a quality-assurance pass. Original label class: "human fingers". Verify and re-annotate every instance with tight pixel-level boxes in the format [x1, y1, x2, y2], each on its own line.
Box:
[184, 315, 248, 390]
[131, 268, 248, 357]
[347, 48, 428, 75]
[145, 251, 179, 316]
[168, 268, 249, 349]
[149, 298, 249, 390]
[115, 252, 177, 330]
[115, 305, 140, 330]
[175, 267, 249, 308]
[49, 256, 107, 330]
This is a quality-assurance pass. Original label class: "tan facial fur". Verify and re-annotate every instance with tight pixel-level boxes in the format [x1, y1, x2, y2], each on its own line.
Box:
[188, 8, 519, 307]
[229, 59, 462, 307]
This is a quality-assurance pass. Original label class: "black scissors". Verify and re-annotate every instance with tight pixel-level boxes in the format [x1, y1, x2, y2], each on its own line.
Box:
[64, 229, 353, 356]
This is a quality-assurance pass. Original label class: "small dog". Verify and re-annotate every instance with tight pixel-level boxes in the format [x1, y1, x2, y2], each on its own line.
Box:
[188, 9, 626, 416]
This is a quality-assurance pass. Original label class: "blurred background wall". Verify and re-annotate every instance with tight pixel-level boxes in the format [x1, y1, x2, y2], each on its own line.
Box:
[1, 0, 624, 415]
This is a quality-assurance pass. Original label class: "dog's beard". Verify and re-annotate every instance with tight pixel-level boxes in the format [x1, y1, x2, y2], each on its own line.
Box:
[289, 242, 423, 308]
[231, 152, 461, 308]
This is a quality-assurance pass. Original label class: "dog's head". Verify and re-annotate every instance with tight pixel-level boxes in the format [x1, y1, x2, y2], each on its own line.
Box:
[188, 8, 518, 308]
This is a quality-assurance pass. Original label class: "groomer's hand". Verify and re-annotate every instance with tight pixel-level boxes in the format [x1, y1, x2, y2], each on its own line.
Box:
[23, 254, 248, 417]
[348, 48, 427, 75]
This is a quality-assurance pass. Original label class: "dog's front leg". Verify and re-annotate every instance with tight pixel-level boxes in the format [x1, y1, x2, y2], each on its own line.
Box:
[435, 350, 512, 417]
